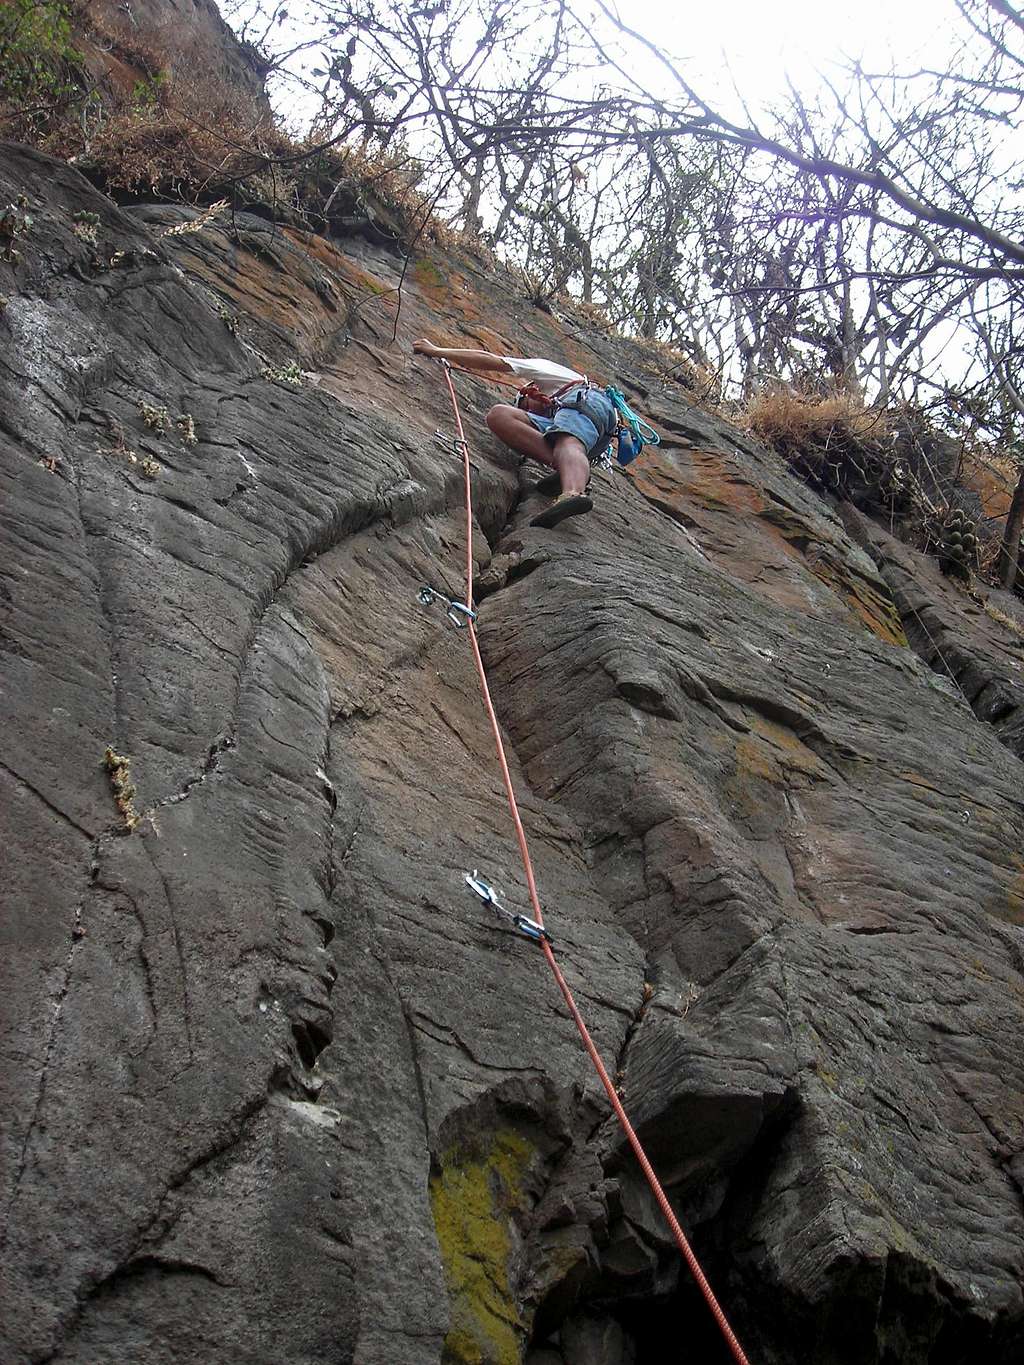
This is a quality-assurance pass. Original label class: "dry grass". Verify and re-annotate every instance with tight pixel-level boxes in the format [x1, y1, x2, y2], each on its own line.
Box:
[0, 0, 290, 198]
[744, 387, 894, 452]
[741, 387, 912, 513]
[0, 0, 446, 243]
[982, 599, 1024, 638]
[40, 59, 290, 195]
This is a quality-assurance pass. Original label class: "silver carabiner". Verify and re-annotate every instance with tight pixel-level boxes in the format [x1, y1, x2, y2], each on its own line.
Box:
[463, 870, 552, 944]
[465, 869, 500, 906]
[417, 585, 476, 629]
[434, 429, 469, 457]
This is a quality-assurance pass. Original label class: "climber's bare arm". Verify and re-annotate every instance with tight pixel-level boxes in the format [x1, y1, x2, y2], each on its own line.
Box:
[412, 339, 513, 374]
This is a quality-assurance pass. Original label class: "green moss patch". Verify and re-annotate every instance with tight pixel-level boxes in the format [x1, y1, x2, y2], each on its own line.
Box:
[430, 1129, 533, 1364]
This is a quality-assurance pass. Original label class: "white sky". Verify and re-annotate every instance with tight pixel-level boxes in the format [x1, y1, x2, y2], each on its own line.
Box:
[600, 0, 947, 105]
[243, 0, 954, 125]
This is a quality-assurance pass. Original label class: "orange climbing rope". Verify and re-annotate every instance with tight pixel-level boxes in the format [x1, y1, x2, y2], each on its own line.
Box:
[437, 360, 752, 1365]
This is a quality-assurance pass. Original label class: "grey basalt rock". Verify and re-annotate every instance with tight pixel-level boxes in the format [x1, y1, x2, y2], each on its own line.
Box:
[481, 465, 1024, 1361]
[2, 137, 1024, 1365]
[841, 502, 1024, 761]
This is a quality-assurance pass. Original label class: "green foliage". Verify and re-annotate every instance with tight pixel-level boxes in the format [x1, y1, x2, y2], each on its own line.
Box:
[131, 71, 168, 108]
[261, 359, 305, 387]
[72, 208, 99, 246]
[0, 1, 80, 111]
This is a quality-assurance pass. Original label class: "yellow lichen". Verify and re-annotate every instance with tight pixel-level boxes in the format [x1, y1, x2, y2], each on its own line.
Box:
[429, 1130, 532, 1365]
[413, 258, 446, 292]
[103, 746, 141, 830]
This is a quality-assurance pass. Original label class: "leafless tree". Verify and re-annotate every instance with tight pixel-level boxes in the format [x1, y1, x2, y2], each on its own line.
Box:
[226, 0, 1024, 586]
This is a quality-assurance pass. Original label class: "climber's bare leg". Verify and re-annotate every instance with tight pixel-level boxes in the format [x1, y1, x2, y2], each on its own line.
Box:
[486, 405, 589, 496]
[486, 404, 556, 466]
[549, 434, 590, 498]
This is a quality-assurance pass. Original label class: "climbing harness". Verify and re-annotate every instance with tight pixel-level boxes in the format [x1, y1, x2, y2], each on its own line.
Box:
[431, 356, 659, 469]
[516, 378, 615, 465]
[517, 377, 655, 468]
[417, 584, 476, 629]
[464, 870, 553, 943]
[420, 357, 751, 1365]
[514, 378, 582, 412]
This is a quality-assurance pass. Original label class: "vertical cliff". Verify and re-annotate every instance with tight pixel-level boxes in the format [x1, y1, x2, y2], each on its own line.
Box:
[2, 28, 1024, 1362]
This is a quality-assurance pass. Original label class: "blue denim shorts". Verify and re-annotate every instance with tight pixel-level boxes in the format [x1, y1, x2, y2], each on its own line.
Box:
[528, 387, 614, 459]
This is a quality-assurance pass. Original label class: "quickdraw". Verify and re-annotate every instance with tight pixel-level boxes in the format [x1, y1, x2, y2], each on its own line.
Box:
[464, 870, 553, 943]
[434, 429, 470, 458]
[416, 585, 476, 629]
[517, 378, 656, 468]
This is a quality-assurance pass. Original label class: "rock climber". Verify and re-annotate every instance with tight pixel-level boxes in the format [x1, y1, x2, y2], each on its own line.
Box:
[412, 338, 616, 529]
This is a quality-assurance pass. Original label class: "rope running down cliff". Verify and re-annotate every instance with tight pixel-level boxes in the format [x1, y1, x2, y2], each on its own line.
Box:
[437, 358, 752, 1365]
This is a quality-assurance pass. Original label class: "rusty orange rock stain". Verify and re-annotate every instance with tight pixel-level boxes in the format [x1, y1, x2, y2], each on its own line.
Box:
[628, 447, 766, 517]
[734, 734, 780, 785]
[807, 558, 908, 646]
[960, 448, 1016, 522]
[281, 228, 391, 293]
[756, 502, 907, 645]
[412, 256, 486, 326]
[684, 449, 767, 514]
[896, 771, 939, 793]
[733, 715, 829, 789]
[628, 450, 903, 636]
[463, 325, 512, 357]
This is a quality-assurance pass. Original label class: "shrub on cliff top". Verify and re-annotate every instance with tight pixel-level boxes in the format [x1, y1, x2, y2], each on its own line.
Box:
[744, 387, 893, 455]
[743, 387, 910, 514]
[50, 75, 290, 196]
[0, 0, 80, 122]
[0, 2, 447, 244]
[0, 0, 288, 196]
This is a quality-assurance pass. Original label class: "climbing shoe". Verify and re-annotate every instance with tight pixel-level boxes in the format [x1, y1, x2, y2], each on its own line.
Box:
[533, 470, 562, 495]
[530, 493, 593, 528]
[533, 471, 593, 496]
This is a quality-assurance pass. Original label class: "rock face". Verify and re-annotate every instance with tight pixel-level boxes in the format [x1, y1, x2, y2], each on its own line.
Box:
[74, 0, 271, 105]
[841, 505, 1024, 761]
[2, 139, 1023, 1365]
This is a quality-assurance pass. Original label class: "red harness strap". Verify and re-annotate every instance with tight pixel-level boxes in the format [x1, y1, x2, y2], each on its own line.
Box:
[515, 377, 590, 416]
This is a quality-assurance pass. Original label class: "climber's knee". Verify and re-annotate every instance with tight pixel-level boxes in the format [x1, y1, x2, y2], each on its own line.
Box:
[486, 403, 527, 438]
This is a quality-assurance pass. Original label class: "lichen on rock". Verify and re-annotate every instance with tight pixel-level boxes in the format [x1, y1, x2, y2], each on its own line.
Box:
[431, 1130, 534, 1364]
